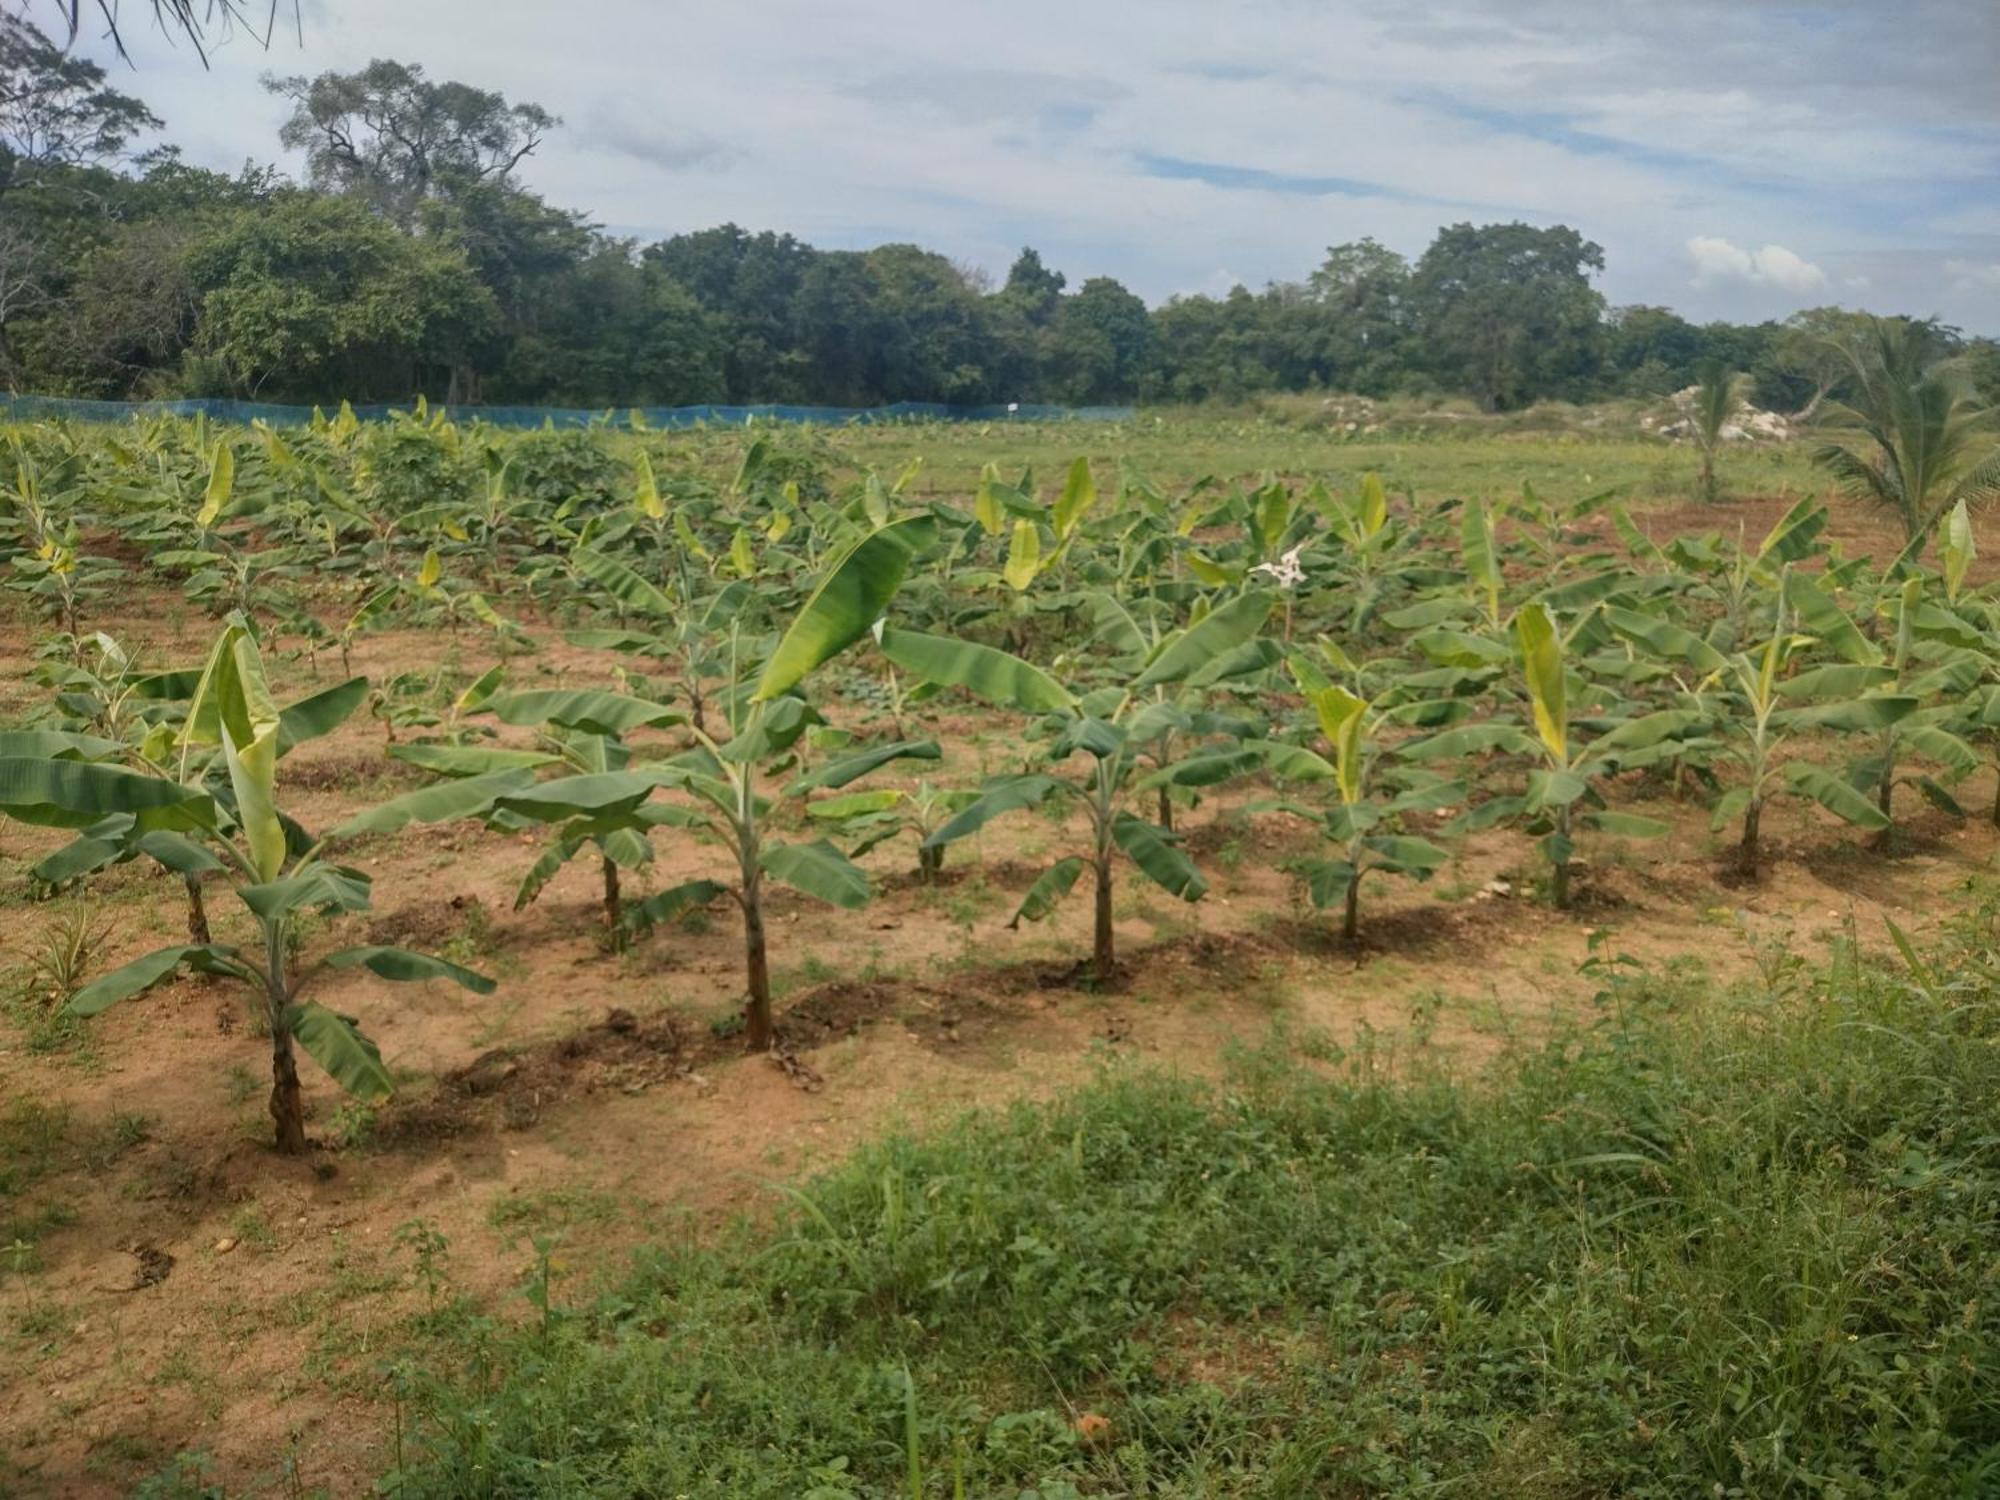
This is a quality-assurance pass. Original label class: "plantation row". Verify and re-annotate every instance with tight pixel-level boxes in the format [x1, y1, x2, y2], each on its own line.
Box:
[1, 407, 1994, 1151]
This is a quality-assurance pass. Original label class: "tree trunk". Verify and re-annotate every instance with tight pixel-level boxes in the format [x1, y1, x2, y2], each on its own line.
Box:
[1874, 745, 1895, 849]
[601, 855, 622, 933]
[185, 874, 211, 945]
[918, 843, 943, 884]
[1342, 876, 1360, 946]
[1156, 785, 1174, 834]
[1551, 805, 1573, 910]
[264, 937, 306, 1154]
[1739, 798, 1762, 877]
[1092, 854, 1115, 984]
[742, 883, 773, 1050]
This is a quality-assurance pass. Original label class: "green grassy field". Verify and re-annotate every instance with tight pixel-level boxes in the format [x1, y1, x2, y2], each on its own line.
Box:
[775, 408, 1832, 510]
[316, 899, 2000, 1499]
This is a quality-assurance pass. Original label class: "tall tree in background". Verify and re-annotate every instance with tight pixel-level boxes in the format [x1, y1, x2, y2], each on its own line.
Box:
[185, 191, 493, 399]
[0, 15, 157, 193]
[1305, 237, 1412, 393]
[0, 15, 158, 380]
[1409, 222, 1606, 410]
[1051, 275, 1151, 404]
[263, 59, 554, 228]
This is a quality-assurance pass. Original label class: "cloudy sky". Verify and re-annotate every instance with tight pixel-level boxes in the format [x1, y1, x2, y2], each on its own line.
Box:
[51, 0, 2000, 330]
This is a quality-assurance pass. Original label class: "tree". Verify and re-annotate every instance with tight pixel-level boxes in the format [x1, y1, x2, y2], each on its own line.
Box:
[0, 16, 159, 377]
[1305, 237, 1412, 393]
[1604, 305, 1704, 396]
[1050, 276, 1151, 404]
[185, 192, 494, 399]
[1001, 247, 1066, 322]
[0, 16, 159, 195]
[644, 224, 816, 401]
[1409, 222, 1606, 410]
[1812, 316, 2000, 549]
[1690, 357, 1749, 502]
[264, 59, 555, 228]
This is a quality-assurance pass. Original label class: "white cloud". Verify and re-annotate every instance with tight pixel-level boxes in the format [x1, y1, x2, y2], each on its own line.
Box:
[1945, 260, 2000, 294]
[1686, 236, 1828, 293]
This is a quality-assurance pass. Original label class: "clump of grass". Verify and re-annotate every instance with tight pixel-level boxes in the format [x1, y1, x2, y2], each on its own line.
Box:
[5, 901, 116, 1053]
[374, 900, 2000, 1496]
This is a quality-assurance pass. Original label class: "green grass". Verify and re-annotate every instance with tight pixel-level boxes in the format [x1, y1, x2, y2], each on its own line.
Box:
[796, 406, 1831, 507]
[361, 901, 2000, 1498]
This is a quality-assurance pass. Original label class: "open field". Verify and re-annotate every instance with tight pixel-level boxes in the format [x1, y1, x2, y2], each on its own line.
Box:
[2, 411, 1998, 1496]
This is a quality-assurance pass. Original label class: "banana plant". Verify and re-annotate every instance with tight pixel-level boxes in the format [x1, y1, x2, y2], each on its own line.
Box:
[884, 591, 1273, 982]
[352, 682, 691, 938]
[23, 629, 366, 944]
[1604, 593, 1903, 873]
[7, 623, 492, 1154]
[1087, 588, 1276, 832]
[634, 514, 942, 1047]
[805, 779, 976, 885]
[1415, 603, 1674, 908]
[1255, 658, 1458, 944]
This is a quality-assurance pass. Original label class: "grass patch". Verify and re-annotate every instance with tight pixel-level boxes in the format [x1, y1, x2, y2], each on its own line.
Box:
[373, 902, 2000, 1497]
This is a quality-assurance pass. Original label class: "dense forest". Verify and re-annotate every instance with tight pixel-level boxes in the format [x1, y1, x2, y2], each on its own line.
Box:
[4, 18, 1997, 412]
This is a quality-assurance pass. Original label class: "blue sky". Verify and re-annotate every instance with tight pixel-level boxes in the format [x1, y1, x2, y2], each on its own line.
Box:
[50, 0, 2000, 331]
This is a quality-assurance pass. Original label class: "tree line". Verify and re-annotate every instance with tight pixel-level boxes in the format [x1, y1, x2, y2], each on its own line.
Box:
[4, 19, 1997, 412]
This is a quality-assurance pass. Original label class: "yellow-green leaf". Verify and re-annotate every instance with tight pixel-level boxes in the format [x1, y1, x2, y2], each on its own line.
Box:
[633, 449, 664, 521]
[1514, 602, 1567, 766]
[197, 442, 234, 528]
[1943, 498, 1975, 603]
[1003, 519, 1041, 591]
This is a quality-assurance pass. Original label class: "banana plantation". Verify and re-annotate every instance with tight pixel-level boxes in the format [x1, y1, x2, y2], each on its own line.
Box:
[2, 405, 1991, 1141]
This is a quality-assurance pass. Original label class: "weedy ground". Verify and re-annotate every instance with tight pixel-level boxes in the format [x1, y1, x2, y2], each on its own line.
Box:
[0, 426, 1991, 1497]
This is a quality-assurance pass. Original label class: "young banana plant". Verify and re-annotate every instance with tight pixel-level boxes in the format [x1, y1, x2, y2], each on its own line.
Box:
[1775, 570, 1984, 847]
[1605, 592, 1903, 874]
[1, 622, 492, 1154]
[1415, 603, 1674, 909]
[639, 515, 942, 1048]
[1256, 658, 1458, 945]
[883, 591, 1273, 982]
[21, 630, 366, 945]
[806, 779, 977, 885]
[351, 682, 692, 939]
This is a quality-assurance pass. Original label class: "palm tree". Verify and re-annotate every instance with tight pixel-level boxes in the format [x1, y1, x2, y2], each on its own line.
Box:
[1690, 357, 1749, 502]
[1812, 317, 2000, 552]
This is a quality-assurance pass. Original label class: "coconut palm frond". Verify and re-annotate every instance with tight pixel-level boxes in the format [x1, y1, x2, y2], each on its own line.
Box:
[49, 2, 295, 65]
[1948, 447, 2000, 509]
[1812, 441, 1900, 513]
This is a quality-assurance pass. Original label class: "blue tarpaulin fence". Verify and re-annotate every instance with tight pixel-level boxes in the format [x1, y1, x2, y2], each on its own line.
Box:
[0, 395, 1135, 428]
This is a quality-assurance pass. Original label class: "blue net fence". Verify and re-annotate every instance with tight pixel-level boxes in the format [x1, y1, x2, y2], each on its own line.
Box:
[0, 395, 1135, 428]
